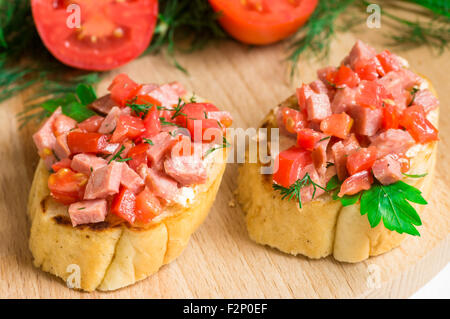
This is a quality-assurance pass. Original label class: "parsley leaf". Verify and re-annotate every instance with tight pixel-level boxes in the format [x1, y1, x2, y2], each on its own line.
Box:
[326, 175, 361, 207]
[360, 181, 426, 236]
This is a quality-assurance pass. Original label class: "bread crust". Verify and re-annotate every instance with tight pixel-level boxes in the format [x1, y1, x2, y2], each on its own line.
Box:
[237, 83, 438, 263]
[28, 152, 227, 291]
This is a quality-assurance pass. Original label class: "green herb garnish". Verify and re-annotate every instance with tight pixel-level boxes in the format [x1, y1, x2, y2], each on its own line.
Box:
[204, 136, 230, 158]
[360, 180, 426, 236]
[108, 145, 127, 164]
[126, 99, 154, 118]
[273, 173, 327, 209]
[402, 172, 428, 178]
[159, 117, 180, 127]
[143, 138, 154, 145]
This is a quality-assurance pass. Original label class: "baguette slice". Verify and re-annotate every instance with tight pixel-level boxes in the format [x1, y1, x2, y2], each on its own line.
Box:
[237, 81, 438, 263]
[28, 94, 228, 291]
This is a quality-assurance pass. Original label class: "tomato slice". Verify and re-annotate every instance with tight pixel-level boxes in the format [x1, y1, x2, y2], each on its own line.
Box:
[67, 131, 109, 154]
[273, 146, 312, 187]
[346, 147, 377, 176]
[209, 0, 318, 45]
[135, 188, 162, 223]
[110, 115, 146, 143]
[111, 187, 136, 224]
[296, 128, 324, 151]
[320, 113, 353, 139]
[31, 0, 158, 71]
[400, 105, 439, 143]
[48, 168, 88, 204]
[127, 143, 149, 171]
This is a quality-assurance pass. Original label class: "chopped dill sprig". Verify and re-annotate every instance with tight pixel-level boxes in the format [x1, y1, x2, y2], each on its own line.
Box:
[272, 173, 327, 209]
[204, 136, 230, 158]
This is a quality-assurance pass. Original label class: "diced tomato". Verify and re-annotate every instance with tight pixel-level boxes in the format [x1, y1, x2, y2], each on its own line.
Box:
[281, 107, 306, 134]
[338, 170, 373, 197]
[48, 168, 88, 204]
[187, 118, 223, 143]
[111, 115, 146, 143]
[296, 128, 324, 151]
[346, 147, 377, 175]
[320, 113, 353, 139]
[176, 103, 205, 127]
[67, 131, 109, 154]
[127, 143, 149, 171]
[376, 50, 401, 74]
[356, 81, 391, 109]
[273, 146, 312, 187]
[382, 102, 401, 130]
[327, 65, 360, 88]
[51, 158, 72, 172]
[207, 111, 233, 128]
[108, 74, 142, 106]
[111, 187, 136, 224]
[353, 57, 384, 81]
[142, 106, 161, 138]
[78, 115, 104, 132]
[135, 188, 162, 223]
[400, 105, 439, 143]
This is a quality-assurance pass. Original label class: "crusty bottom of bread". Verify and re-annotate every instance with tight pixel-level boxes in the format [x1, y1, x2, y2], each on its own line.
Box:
[28, 157, 227, 291]
[237, 90, 438, 263]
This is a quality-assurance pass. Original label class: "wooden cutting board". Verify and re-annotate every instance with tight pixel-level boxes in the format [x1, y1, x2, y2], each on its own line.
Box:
[0, 24, 449, 298]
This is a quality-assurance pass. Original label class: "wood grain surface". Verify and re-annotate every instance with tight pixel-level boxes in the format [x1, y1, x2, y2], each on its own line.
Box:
[0, 25, 449, 298]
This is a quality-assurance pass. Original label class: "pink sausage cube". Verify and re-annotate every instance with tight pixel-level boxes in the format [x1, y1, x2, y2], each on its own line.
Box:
[71, 153, 107, 175]
[84, 161, 124, 199]
[121, 164, 145, 194]
[306, 93, 331, 122]
[68, 199, 108, 227]
[54, 133, 71, 160]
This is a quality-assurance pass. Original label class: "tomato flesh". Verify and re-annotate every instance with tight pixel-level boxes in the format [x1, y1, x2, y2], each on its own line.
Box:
[109, 74, 142, 106]
[209, 0, 318, 45]
[142, 106, 161, 138]
[48, 168, 88, 204]
[356, 81, 391, 109]
[111, 115, 146, 143]
[327, 65, 360, 88]
[346, 147, 377, 176]
[51, 158, 72, 172]
[273, 146, 312, 187]
[127, 143, 149, 171]
[296, 128, 324, 151]
[281, 107, 306, 134]
[31, 0, 158, 71]
[382, 102, 401, 130]
[320, 113, 353, 139]
[400, 105, 439, 143]
[111, 187, 136, 224]
[376, 50, 401, 74]
[135, 188, 162, 223]
[67, 131, 109, 154]
[78, 115, 104, 132]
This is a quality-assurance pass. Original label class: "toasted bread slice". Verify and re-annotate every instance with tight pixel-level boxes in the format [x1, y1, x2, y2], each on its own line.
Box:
[237, 82, 438, 263]
[28, 96, 229, 292]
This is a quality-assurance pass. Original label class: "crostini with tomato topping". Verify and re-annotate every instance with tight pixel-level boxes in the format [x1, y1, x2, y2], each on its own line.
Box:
[237, 41, 439, 263]
[28, 74, 232, 291]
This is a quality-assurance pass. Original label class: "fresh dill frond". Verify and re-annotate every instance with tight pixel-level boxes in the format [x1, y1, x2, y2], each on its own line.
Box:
[272, 173, 327, 208]
[203, 136, 230, 158]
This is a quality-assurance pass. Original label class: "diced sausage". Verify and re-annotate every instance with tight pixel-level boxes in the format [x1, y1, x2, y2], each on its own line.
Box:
[88, 94, 117, 115]
[98, 106, 121, 134]
[147, 132, 176, 168]
[413, 89, 439, 113]
[53, 114, 77, 136]
[145, 168, 180, 202]
[338, 170, 373, 197]
[71, 153, 107, 175]
[370, 129, 415, 158]
[331, 87, 356, 113]
[296, 84, 314, 112]
[348, 104, 383, 136]
[121, 164, 145, 194]
[345, 40, 377, 69]
[32, 107, 62, 169]
[306, 93, 331, 122]
[372, 155, 402, 185]
[164, 155, 207, 186]
[54, 133, 71, 160]
[84, 161, 123, 199]
[68, 199, 107, 227]
[332, 141, 347, 181]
